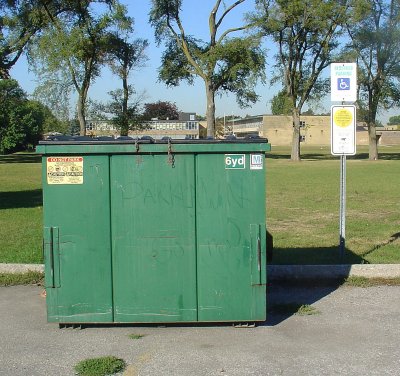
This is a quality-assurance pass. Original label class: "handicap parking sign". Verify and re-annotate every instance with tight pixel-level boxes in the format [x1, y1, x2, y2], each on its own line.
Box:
[331, 63, 357, 102]
[338, 78, 350, 91]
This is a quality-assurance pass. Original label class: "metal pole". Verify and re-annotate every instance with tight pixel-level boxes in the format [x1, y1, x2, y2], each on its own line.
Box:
[339, 155, 346, 261]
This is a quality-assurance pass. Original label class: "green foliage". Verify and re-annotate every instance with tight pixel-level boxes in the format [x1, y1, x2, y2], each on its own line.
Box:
[92, 87, 146, 134]
[0, 1, 117, 78]
[128, 333, 145, 340]
[344, 276, 400, 287]
[104, 33, 148, 135]
[254, 0, 348, 160]
[347, 0, 400, 159]
[271, 90, 293, 115]
[150, 0, 265, 135]
[106, 34, 149, 80]
[261, 0, 346, 109]
[74, 356, 126, 376]
[0, 272, 44, 287]
[348, 0, 400, 116]
[388, 115, 400, 126]
[142, 101, 179, 120]
[0, 79, 56, 153]
[270, 303, 321, 315]
[28, 1, 133, 135]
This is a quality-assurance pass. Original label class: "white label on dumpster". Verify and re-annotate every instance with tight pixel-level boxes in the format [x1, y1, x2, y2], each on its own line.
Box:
[225, 154, 246, 169]
[47, 156, 84, 184]
[250, 154, 263, 170]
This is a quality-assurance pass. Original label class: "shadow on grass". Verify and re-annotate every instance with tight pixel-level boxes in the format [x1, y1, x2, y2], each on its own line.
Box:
[0, 190, 43, 209]
[270, 246, 366, 265]
[360, 232, 400, 259]
[0, 153, 41, 164]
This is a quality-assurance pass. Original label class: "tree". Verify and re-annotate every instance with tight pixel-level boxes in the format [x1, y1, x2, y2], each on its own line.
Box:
[91, 87, 147, 134]
[0, 1, 115, 78]
[270, 90, 292, 115]
[0, 0, 57, 78]
[149, 0, 266, 137]
[106, 30, 148, 135]
[32, 76, 72, 131]
[347, 0, 400, 160]
[0, 79, 26, 153]
[0, 79, 56, 153]
[142, 101, 179, 120]
[255, 0, 348, 161]
[29, 1, 131, 135]
[388, 115, 400, 125]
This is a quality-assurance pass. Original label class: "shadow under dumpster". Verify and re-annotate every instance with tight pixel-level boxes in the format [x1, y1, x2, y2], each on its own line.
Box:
[261, 245, 365, 326]
[263, 278, 346, 327]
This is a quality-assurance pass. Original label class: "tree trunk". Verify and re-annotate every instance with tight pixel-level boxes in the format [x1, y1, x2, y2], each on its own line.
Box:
[121, 75, 129, 136]
[205, 81, 216, 137]
[77, 93, 86, 136]
[368, 122, 378, 160]
[291, 108, 301, 161]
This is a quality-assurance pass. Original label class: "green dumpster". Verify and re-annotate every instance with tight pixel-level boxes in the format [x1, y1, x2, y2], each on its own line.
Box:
[37, 137, 271, 324]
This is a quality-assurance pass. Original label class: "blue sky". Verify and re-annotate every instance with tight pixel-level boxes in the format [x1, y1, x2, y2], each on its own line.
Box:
[9, 0, 280, 118]
[9, 0, 397, 122]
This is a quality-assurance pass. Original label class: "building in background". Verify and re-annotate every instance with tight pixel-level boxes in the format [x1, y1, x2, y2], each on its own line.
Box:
[86, 112, 199, 139]
[228, 115, 375, 146]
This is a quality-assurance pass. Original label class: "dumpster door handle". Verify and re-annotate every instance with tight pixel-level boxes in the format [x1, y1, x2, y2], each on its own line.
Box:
[250, 224, 263, 285]
[257, 235, 261, 273]
[44, 226, 60, 288]
[49, 227, 55, 288]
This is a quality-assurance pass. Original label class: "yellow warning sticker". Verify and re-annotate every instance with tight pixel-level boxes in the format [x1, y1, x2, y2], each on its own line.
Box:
[333, 108, 353, 128]
[47, 157, 83, 185]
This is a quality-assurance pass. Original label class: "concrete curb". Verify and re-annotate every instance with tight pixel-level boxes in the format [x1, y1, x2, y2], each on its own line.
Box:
[0, 264, 44, 274]
[268, 264, 400, 279]
[1, 263, 400, 279]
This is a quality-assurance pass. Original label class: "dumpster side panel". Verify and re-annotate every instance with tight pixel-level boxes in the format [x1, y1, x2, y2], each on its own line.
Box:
[111, 154, 197, 322]
[196, 153, 266, 322]
[42, 155, 113, 323]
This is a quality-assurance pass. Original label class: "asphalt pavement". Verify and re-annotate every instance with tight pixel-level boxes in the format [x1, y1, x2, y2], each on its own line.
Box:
[1, 283, 399, 376]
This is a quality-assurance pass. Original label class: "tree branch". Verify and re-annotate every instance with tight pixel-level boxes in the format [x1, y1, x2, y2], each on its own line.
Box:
[166, 14, 207, 80]
[217, 22, 256, 44]
[216, 0, 246, 30]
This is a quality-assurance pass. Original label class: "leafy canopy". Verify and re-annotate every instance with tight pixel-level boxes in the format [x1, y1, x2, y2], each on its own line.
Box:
[149, 0, 266, 130]
[0, 79, 59, 153]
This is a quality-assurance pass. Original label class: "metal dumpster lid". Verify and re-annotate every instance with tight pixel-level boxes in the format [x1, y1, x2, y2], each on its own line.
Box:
[38, 134, 268, 145]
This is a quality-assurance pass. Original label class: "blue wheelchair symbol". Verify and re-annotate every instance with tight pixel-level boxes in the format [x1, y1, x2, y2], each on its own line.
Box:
[338, 78, 350, 90]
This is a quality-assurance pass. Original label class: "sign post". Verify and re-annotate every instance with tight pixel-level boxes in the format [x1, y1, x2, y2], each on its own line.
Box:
[331, 63, 357, 261]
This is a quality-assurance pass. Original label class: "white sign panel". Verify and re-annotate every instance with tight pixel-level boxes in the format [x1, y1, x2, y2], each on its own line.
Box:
[331, 63, 357, 102]
[331, 105, 356, 156]
[250, 154, 263, 170]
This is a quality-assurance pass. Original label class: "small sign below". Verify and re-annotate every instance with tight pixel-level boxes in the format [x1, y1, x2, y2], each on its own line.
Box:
[250, 154, 264, 170]
[47, 156, 84, 184]
[225, 154, 245, 169]
[331, 63, 357, 102]
[331, 105, 356, 156]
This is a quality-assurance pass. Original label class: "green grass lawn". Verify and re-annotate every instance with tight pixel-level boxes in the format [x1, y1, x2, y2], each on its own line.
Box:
[267, 145, 400, 264]
[0, 153, 42, 263]
[0, 146, 399, 264]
